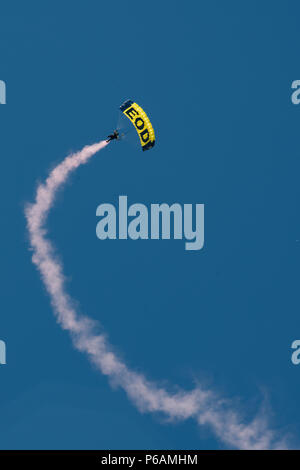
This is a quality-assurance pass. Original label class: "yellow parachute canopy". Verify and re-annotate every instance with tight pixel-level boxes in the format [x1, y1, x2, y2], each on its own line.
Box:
[120, 100, 155, 151]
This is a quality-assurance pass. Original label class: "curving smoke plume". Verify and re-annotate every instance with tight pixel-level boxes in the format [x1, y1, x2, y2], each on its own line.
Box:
[25, 141, 288, 449]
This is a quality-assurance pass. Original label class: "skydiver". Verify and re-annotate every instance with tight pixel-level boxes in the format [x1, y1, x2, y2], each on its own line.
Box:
[106, 130, 119, 142]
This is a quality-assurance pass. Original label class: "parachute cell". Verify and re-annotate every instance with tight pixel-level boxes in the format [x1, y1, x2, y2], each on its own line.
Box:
[119, 100, 155, 151]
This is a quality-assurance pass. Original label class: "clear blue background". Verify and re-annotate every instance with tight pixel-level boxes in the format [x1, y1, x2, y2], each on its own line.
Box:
[1, 0, 300, 449]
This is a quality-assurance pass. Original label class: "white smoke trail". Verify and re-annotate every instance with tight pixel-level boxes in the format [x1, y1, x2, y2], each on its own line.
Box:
[25, 141, 288, 449]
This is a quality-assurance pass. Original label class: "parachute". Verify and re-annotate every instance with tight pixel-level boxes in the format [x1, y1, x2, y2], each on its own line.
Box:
[119, 100, 155, 151]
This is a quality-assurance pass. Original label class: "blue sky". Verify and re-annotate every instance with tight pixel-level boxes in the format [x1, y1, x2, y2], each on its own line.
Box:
[1, 0, 300, 449]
